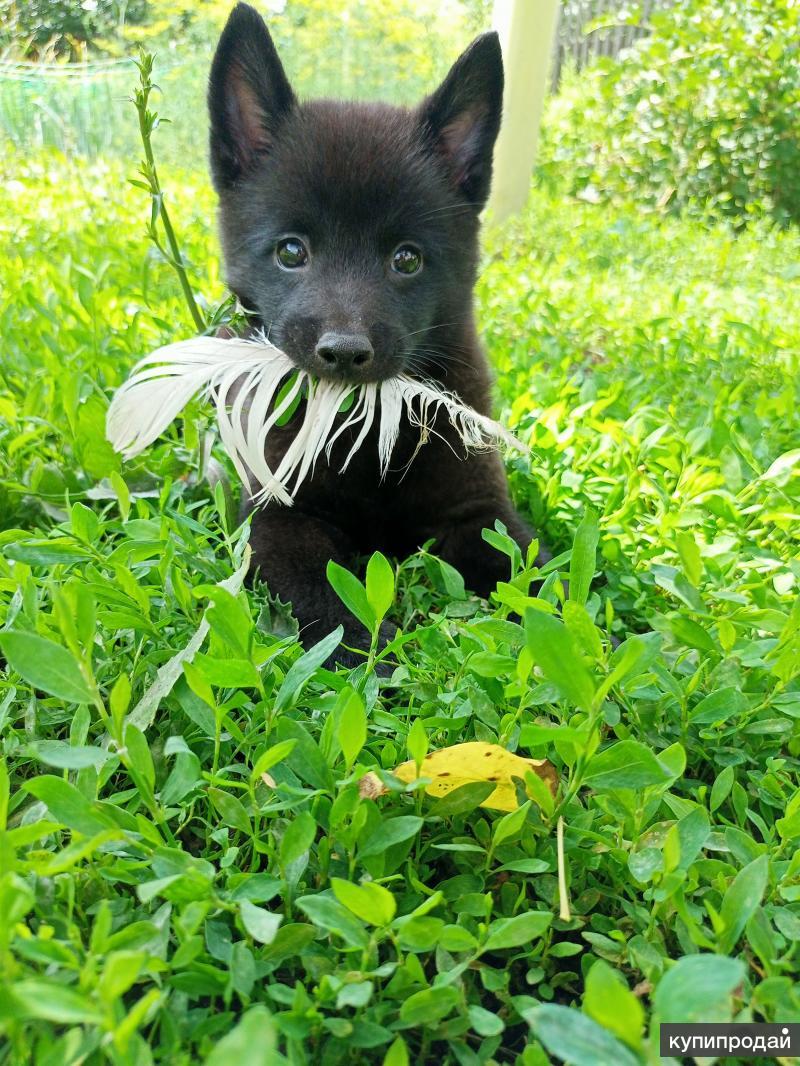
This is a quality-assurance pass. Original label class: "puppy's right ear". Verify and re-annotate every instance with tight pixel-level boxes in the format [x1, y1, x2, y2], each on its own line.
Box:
[208, 3, 295, 188]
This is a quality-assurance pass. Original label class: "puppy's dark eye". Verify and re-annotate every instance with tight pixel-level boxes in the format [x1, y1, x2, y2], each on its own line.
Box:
[276, 237, 309, 269]
[391, 244, 422, 275]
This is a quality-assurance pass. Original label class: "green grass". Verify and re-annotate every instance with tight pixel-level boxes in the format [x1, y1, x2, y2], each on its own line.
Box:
[1, 148, 799, 1065]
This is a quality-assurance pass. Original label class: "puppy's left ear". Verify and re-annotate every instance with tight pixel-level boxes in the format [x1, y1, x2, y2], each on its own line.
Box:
[418, 32, 504, 209]
[208, 3, 296, 189]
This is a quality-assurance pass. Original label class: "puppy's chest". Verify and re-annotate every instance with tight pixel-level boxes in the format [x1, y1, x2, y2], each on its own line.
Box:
[264, 409, 439, 492]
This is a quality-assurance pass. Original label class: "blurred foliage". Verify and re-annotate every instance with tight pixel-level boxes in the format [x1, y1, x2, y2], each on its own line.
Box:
[0, 1, 489, 160]
[0, 0, 153, 60]
[538, 0, 800, 224]
[1, 0, 491, 62]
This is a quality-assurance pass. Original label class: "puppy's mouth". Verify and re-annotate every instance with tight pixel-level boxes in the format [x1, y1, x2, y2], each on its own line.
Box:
[308, 360, 403, 386]
[287, 346, 409, 386]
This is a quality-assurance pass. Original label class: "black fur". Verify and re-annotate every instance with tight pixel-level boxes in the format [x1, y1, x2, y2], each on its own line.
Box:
[209, 3, 547, 658]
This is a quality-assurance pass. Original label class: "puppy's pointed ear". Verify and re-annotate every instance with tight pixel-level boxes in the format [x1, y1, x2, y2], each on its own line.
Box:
[208, 3, 296, 188]
[418, 32, 504, 209]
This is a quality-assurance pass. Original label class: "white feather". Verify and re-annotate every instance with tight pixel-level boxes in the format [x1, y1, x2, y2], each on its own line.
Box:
[106, 333, 525, 506]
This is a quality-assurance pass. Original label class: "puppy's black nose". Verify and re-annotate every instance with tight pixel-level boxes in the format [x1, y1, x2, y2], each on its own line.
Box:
[314, 332, 374, 374]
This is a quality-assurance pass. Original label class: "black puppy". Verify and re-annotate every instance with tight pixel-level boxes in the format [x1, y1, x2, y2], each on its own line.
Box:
[208, 3, 545, 655]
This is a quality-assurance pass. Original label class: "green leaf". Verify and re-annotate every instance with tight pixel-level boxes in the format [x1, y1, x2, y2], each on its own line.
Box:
[519, 723, 583, 747]
[718, 854, 769, 954]
[110, 673, 131, 732]
[563, 601, 603, 659]
[431, 781, 495, 817]
[3, 539, 91, 566]
[337, 980, 373, 1009]
[27, 740, 109, 771]
[396, 916, 445, 951]
[192, 653, 260, 689]
[761, 448, 800, 481]
[23, 776, 116, 836]
[569, 507, 599, 606]
[331, 878, 396, 926]
[690, 687, 748, 725]
[667, 614, 718, 654]
[339, 688, 367, 768]
[208, 788, 252, 835]
[327, 561, 375, 633]
[444, 929, 482, 958]
[676, 530, 703, 586]
[205, 1005, 284, 1066]
[657, 741, 686, 782]
[468, 1003, 505, 1037]
[492, 801, 530, 848]
[110, 471, 131, 521]
[124, 723, 155, 792]
[295, 894, 369, 948]
[279, 811, 316, 868]
[251, 739, 297, 782]
[653, 954, 745, 1023]
[525, 610, 596, 712]
[161, 751, 201, 805]
[482, 910, 552, 952]
[652, 565, 705, 612]
[746, 908, 776, 972]
[406, 717, 427, 767]
[435, 557, 466, 599]
[275, 718, 334, 792]
[529, 1005, 642, 1066]
[8, 980, 104, 1025]
[260, 923, 317, 962]
[598, 633, 661, 700]
[525, 769, 556, 818]
[365, 552, 394, 622]
[183, 660, 215, 709]
[70, 501, 100, 543]
[673, 807, 710, 871]
[710, 765, 735, 812]
[382, 1038, 409, 1066]
[359, 816, 423, 859]
[174, 678, 216, 738]
[239, 900, 282, 945]
[399, 985, 460, 1026]
[584, 740, 672, 792]
[583, 960, 643, 1049]
[99, 950, 146, 1003]
[274, 628, 343, 713]
[0, 758, 8, 831]
[0, 631, 93, 704]
[202, 587, 253, 657]
[54, 578, 96, 653]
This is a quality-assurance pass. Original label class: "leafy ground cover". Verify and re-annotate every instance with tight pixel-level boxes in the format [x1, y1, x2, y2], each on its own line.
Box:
[1, 148, 799, 1064]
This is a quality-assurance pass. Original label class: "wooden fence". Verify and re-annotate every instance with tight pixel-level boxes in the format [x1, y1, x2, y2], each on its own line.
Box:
[551, 0, 672, 88]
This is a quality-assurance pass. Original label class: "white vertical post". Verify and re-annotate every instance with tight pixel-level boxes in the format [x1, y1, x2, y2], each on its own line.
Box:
[488, 0, 561, 222]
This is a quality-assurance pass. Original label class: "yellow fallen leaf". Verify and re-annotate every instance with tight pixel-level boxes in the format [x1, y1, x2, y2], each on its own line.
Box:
[359, 742, 558, 812]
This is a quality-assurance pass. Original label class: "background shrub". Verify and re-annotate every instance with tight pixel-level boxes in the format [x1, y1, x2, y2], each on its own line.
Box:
[539, 0, 800, 224]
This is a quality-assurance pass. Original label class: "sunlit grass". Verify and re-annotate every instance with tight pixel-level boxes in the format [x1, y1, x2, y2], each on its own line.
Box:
[1, 150, 798, 1063]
